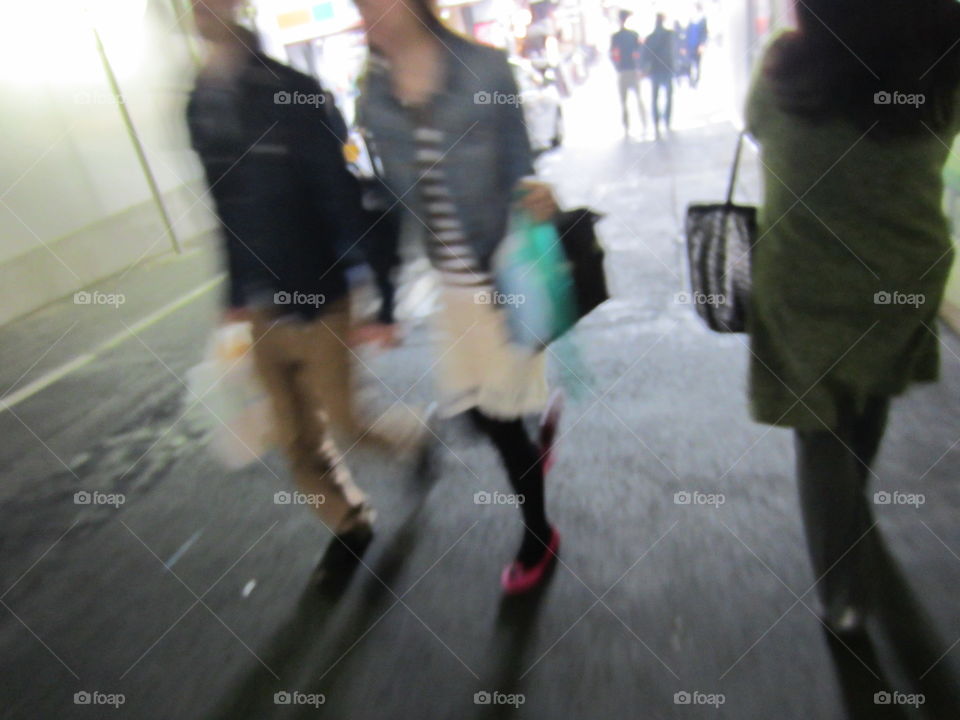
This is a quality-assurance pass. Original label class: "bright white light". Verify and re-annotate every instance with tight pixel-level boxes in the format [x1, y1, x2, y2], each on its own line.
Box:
[0, 0, 148, 85]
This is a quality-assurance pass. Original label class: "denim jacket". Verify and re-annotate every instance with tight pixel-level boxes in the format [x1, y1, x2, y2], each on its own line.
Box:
[357, 29, 535, 271]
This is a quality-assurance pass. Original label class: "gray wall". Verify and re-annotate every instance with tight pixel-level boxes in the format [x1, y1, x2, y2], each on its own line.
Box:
[0, 0, 216, 325]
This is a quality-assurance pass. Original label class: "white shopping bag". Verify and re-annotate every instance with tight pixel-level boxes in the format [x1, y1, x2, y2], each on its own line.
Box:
[187, 323, 274, 469]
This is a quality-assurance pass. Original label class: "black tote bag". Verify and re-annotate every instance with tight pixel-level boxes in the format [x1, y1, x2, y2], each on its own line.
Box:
[684, 132, 757, 333]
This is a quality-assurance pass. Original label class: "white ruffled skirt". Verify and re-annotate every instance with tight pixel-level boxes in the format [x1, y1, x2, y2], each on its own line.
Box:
[431, 283, 548, 419]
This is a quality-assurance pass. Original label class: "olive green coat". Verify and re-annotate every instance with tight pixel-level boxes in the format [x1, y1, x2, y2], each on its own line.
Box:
[745, 66, 957, 430]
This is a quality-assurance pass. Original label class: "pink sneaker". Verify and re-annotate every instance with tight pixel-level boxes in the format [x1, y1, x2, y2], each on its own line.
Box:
[500, 528, 561, 595]
[538, 391, 564, 475]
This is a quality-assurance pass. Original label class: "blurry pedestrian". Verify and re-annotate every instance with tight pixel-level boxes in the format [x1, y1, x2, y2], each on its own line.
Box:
[610, 10, 647, 137]
[355, 0, 565, 594]
[186, 0, 428, 584]
[354, 200, 403, 345]
[746, 0, 960, 633]
[672, 20, 689, 84]
[644, 13, 676, 139]
[346, 126, 405, 347]
[686, 4, 708, 87]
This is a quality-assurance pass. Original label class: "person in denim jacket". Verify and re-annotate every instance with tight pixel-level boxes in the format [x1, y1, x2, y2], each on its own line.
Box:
[356, 0, 565, 594]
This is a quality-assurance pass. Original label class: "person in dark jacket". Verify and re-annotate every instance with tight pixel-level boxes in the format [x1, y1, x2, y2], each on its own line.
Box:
[610, 9, 647, 136]
[186, 0, 424, 579]
[644, 13, 676, 138]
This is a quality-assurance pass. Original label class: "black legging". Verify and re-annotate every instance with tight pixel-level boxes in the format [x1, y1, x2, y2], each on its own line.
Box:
[468, 409, 551, 563]
[794, 394, 890, 617]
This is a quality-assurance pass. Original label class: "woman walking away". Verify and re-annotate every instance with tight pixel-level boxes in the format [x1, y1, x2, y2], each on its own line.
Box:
[746, 0, 960, 633]
[354, 0, 564, 594]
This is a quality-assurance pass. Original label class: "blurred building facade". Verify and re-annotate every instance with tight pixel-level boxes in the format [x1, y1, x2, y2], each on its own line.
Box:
[1, 0, 958, 329]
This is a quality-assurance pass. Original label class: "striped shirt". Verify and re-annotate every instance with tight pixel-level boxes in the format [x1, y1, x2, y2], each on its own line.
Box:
[413, 124, 491, 287]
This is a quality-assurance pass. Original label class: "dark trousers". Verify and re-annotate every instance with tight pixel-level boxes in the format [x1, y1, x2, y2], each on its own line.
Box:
[469, 410, 549, 537]
[651, 76, 673, 130]
[794, 395, 890, 616]
[363, 204, 401, 325]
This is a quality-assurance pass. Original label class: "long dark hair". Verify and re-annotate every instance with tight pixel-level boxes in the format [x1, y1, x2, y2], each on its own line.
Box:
[764, 0, 960, 136]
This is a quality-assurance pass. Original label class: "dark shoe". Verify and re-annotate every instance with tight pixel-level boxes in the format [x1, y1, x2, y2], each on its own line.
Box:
[311, 513, 374, 588]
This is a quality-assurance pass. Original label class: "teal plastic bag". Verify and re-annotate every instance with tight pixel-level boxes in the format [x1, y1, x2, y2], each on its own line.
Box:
[494, 209, 576, 349]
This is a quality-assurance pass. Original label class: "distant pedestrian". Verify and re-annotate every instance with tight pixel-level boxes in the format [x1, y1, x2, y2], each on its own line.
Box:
[644, 13, 676, 138]
[746, 0, 960, 633]
[686, 4, 708, 87]
[610, 9, 647, 136]
[356, 0, 565, 594]
[672, 20, 689, 83]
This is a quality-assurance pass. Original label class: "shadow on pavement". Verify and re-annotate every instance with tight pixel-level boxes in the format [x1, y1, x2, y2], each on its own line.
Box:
[825, 532, 960, 719]
[824, 632, 910, 720]
[206, 482, 437, 719]
[468, 564, 556, 720]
